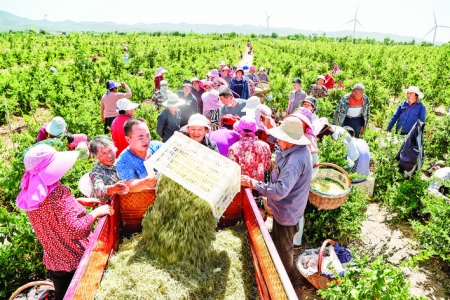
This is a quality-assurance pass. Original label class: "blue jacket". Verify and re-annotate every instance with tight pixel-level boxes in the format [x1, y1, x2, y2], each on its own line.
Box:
[387, 101, 426, 135]
[230, 78, 250, 100]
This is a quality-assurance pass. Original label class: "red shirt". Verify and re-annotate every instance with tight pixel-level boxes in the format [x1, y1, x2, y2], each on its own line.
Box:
[27, 183, 95, 272]
[111, 114, 131, 158]
[68, 133, 89, 150]
[154, 75, 164, 92]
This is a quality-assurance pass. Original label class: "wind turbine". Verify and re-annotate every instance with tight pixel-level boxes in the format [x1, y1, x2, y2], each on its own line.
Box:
[264, 10, 273, 35]
[422, 10, 450, 45]
[44, 13, 48, 31]
[344, 6, 363, 39]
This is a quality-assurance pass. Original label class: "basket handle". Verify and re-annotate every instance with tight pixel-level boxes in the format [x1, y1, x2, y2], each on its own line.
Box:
[9, 281, 54, 300]
[317, 163, 352, 188]
[317, 239, 336, 275]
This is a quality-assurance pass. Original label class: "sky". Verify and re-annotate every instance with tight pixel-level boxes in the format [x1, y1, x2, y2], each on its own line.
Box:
[0, 0, 449, 43]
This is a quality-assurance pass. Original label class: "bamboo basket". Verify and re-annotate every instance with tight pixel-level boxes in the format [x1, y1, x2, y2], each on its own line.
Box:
[309, 163, 351, 210]
[119, 189, 156, 233]
[299, 239, 338, 290]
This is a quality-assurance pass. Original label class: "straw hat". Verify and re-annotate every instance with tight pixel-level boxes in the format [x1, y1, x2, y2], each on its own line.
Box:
[162, 93, 186, 107]
[268, 116, 310, 145]
[404, 86, 424, 99]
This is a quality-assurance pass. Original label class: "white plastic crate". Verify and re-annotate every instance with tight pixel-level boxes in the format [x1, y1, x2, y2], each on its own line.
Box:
[149, 131, 241, 219]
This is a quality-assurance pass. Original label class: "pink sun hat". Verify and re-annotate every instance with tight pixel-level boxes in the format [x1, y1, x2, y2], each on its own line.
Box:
[16, 144, 79, 211]
[234, 115, 257, 136]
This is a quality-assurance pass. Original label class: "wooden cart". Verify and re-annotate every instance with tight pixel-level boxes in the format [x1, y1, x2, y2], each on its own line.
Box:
[63, 189, 298, 300]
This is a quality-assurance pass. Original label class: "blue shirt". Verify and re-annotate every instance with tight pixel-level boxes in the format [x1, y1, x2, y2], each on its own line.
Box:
[251, 144, 312, 226]
[386, 101, 426, 135]
[116, 141, 163, 180]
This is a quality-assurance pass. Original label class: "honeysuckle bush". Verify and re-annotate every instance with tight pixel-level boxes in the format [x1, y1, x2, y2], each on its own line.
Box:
[304, 188, 368, 245]
[317, 256, 423, 300]
[411, 194, 450, 262]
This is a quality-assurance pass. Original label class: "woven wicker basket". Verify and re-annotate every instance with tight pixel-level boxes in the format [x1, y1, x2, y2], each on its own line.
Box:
[9, 281, 54, 300]
[309, 163, 351, 210]
[119, 189, 156, 233]
[300, 239, 338, 290]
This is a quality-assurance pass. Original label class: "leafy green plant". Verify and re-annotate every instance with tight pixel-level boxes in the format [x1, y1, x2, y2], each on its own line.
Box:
[384, 173, 429, 219]
[304, 188, 367, 245]
[0, 208, 46, 299]
[411, 194, 450, 261]
[318, 135, 348, 170]
[318, 256, 422, 300]
[363, 129, 403, 202]
[424, 114, 450, 161]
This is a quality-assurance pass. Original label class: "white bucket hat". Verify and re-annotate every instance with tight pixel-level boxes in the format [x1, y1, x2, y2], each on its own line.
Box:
[116, 98, 139, 111]
[185, 113, 211, 130]
[268, 116, 310, 145]
[162, 93, 186, 108]
[241, 96, 261, 112]
[317, 75, 326, 81]
[45, 116, 67, 137]
[404, 86, 424, 99]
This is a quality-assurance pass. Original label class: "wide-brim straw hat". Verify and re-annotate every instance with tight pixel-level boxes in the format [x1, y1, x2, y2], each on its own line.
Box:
[404, 86, 424, 99]
[162, 93, 186, 107]
[268, 116, 310, 145]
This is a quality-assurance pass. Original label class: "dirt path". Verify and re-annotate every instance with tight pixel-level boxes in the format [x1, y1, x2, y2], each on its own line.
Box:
[356, 203, 448, 299]
[237, 46, 254, 67]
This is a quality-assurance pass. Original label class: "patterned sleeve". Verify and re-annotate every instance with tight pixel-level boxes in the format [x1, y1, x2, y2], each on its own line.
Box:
[89, 168, 108, 198]
[56, 186, 95, 239]
[228, 146, 239, 164]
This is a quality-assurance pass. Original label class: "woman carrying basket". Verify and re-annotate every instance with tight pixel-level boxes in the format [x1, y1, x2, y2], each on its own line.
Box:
[241, 116, 312, 277]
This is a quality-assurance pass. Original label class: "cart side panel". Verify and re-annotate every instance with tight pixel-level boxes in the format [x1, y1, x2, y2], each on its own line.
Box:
[64, 196, 120, 300]
[243, 188, 298, 300]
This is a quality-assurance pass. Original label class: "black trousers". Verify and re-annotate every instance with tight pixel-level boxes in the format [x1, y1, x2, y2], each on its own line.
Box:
[104, 116, 116, 134]
[272, 218, 299, 276]
[48, 269, 76, 300]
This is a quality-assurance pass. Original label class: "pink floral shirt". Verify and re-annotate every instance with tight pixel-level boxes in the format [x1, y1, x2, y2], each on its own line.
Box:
[228, 136, 271, 182]
[27, 183, 95, 272]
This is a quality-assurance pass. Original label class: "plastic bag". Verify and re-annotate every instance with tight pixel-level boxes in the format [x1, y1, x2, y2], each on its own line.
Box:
[334, 242, 353, 263]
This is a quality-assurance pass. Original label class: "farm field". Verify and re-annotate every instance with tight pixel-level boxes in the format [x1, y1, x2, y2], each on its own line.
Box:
[0, 31, 449, 299]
